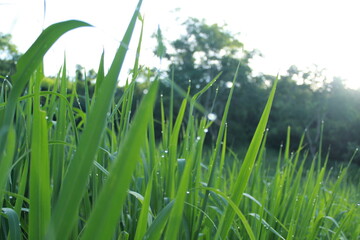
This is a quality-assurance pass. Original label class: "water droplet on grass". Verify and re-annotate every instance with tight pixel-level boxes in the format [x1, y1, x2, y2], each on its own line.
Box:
[143, 89, 148, 94]
[225, 81, 233, 88]
[207, 113, 217, 121]
[204, 128, 208, 133]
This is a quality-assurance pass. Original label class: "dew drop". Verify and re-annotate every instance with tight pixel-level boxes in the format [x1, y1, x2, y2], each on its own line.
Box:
[207, 113, 217, 121]
[225, 81, 233, 88]
[203, 128, 208, 133]
[143, 89, 148, 94]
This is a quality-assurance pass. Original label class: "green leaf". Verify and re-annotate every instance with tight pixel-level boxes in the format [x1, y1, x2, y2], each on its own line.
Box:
[29, 67, 51, 240]
[46, 2, 142, 239]
[216, 77, 278, 239]
[143, 201, 175, 240]
[1, 208, 21, 240]
[80, 80, 158, 240]
[0, 20, 91, 157]
[134, 173, 154, 240]
[0, 126, 15, 206]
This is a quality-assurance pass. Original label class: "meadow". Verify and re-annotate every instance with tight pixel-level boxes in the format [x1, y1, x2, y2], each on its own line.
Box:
[0, 1, 359, 239]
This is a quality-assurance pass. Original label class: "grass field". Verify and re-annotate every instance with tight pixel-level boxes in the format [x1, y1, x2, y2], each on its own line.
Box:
[0, 1, 359, 239]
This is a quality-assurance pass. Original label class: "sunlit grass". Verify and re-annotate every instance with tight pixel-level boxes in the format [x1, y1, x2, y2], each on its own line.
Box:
[0, 0, 359, 239]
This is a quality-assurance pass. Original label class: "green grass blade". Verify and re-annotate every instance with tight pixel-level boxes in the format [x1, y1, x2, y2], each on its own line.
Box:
[0, 20, 91, 157]
[167, 98, 187, 198]
[134, 173, 154, 240]
[248, 213, 285, 240]
[0, 126, 15, 205]
[164, 140, 197, 239]
[143, 201, 175, 240]
[14, 160, 29, 216]
[91, 51, 105, 110]
[80, 80, 158, 240]
[46, 2, 142, 238]
[194, 63, 239, 238]
[29, 67, 51, 240]
[1, 208, 21, 240]
[216, 77, 278, 239]
[204, 187, 256, 240]
[51, 60, 67, 204]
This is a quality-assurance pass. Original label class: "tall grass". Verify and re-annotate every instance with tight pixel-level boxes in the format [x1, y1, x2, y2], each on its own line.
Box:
[1, 1, 359, 239]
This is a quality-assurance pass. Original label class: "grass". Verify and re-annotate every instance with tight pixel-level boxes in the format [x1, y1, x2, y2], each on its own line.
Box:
[0, 1, 359, 239]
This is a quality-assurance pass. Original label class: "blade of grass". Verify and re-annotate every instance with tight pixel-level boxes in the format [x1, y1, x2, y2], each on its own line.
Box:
[46, 2, 142, 239]
[204, 187, 256, 240]
[51, 60, 68, 204]
[80, 80, 158, 240]
[29, 66, 51, 240]
[216, 77, 278, 239]
[134, 172, 154, 240]
[193, 63, 239, 239]
[143, 201, 175, 240]
[0, 126, 15, 206]
[167, 98, 187, 198]
[0, 20, 91, 157]
[163, 138, 197, 239]
[1, 208, 21, 240]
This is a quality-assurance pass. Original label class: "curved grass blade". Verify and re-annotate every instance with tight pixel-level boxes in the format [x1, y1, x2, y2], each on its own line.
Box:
[143, 201, 175, 240]
[194, 63, 240, 239]
[1, 208, 21, 240]
[0, 20, 91, 156]
[248, 213, 285, 240]
[80, 80, 158, 240]
[216, 77, 278, 239]
[46, 2, 143, 239]
[203, 187, 256, 240]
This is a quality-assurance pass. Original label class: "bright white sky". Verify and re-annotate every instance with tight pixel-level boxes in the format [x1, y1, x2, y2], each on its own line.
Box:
[1, 0, 360, 89]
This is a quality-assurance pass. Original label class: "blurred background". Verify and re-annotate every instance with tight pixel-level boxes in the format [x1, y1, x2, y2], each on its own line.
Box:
[1, 0, 359, 165]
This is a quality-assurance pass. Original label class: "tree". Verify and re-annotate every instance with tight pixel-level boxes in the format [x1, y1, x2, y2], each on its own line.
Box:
[0, 33, 21, 80]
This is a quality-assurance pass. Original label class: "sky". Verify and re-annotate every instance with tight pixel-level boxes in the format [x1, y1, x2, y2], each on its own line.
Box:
[1, 0, 360, 89]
